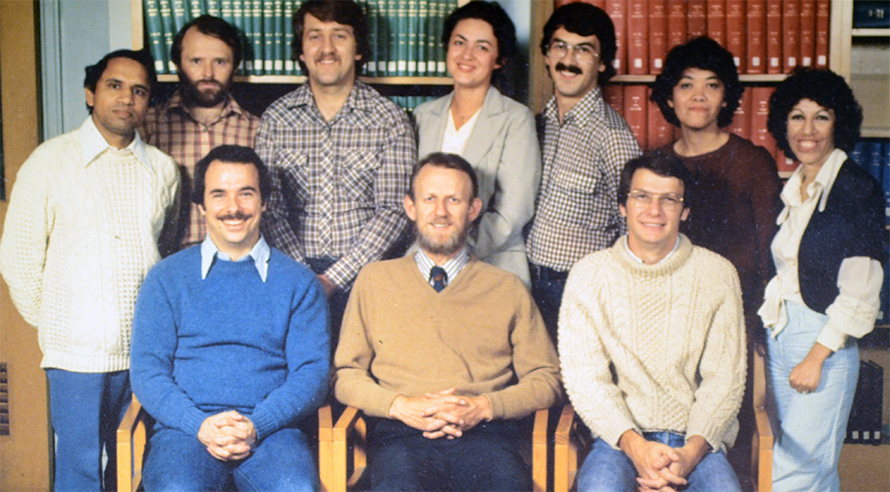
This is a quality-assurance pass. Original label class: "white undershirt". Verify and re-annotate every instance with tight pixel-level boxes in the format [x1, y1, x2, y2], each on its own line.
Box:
[441, 106, 481, 156]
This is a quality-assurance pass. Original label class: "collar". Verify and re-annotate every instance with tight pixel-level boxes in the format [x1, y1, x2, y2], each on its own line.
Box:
[414, 247, 470, 285]
[777, 148, 847, 224]
[161, 89, 245, 122]
[623, 235, 682, 265]
[286, 81, 374, 116]
[201, 235, 271, 282]
[78, 116, 152, 170]
[543, 85, 603, 125]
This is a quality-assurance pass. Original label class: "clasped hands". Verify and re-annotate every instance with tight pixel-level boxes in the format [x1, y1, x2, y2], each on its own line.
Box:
[619, 431, 709, 492]
[197, 410, 258, 461]
[389, 388, 492, 440]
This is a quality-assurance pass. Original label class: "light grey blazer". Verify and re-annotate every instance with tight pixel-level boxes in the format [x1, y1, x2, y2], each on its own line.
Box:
[414, 87, 542, 286]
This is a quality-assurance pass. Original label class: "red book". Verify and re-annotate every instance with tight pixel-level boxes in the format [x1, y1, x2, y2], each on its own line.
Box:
[799, 0, 816, 67]
[815, 0, 830, 68]
[727, 86, 752, 140]
[775, 149, 800, 174]
[726, 0, 746, 71]
[746, 0, 767, 74]
[667, 0, 688, 51]
[624, 85, 648, 148]
[688, 0, 708, 39]
[602, 84, 624, 115]
[782, 0, 801, 72]
[606, 0, 627, 75]
[649, 0, 669, 74]
[555, 0, 607, 8]
[707, 0, 727, 46]
[628, 0, 649, 75]
[647, 89, 674, 150]
[751, 86, 777, 157]
[766, 0, 783, 74]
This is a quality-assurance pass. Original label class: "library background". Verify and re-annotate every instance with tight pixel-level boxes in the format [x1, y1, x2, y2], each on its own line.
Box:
[0, 0, 888, 490]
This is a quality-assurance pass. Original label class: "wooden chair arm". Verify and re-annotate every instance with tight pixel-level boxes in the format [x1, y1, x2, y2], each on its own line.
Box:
[331, 406, 368, 492]
[116, 395, 147, 492]
[532, 408, 548, 492]
[752, 350, 773, 492]
[318, 404, 334, 492]
[554, 403, 578, 492]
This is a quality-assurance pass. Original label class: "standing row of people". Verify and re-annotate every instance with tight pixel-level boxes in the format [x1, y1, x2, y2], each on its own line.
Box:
[0, 1, 884, 491]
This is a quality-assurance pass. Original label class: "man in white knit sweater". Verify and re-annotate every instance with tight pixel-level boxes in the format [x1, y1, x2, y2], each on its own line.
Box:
[0, 50, 179, 491]
[559, 151, 745, 492]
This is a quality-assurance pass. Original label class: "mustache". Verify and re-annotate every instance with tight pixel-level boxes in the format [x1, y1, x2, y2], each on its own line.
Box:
[554, 62, 583, 75]
[218, 212, 251, 222]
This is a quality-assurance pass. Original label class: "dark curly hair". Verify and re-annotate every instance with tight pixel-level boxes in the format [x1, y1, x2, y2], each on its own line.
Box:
[84, 49, 157, 114]
[650, 37, 743, 129]
[291, 0, 371, 76]
[767, 67, 863, 159]
[192, 145, 271, 206]
[441, 1, 516, 87]
[540, 2, 617, 86]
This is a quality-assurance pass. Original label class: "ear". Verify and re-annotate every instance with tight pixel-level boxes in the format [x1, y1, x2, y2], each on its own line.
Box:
[84, 88, 95, 109]
[667, 98, 674, 108]
[198, 203, 207, 217]
[619, 203, 627, 218]
[355, 52, 362, 61]
[680, 207, 690, 222]
[404, 194, 417, 221]
[468, 197, 483, 222]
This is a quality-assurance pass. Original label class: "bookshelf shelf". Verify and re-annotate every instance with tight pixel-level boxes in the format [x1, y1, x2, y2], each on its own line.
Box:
[852, 28, 890, 37]
[157, 74, 454, 86]
[609, 74, 789, 85]
[862, 128, 890, 139]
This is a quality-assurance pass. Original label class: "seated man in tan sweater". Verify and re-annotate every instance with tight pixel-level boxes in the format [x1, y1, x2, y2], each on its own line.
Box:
[559, 151, 746, 492]
[334, 152, 562, 491]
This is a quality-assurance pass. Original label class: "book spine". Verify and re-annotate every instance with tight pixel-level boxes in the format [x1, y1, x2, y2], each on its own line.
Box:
[799, 0, 816, 67]
[205, 0, 221, 16]
[706, 0, 726, 46]
[387, 0, 397, 76]
[751, 86, 778, 158]
[438, 0, 455, 75]
[649, 0, 668, 74]
[624, 85, 648, 149]
[365, 0, 378, 76]
[397, 0, 408, 76]
[264, 1, 276, 74]
[407, 0, 418, 76]
[667, 0, 688, 51]
[728, 86, 752, 140]
[602, 84, 624, 116]
[884, 141, 890, 222]
[144, 0, 167, 74]
[189, 0, 203, 20]
[172, 0, 189, 31]
[766, 0, 782, 74]
[782, 0, 800, 73]
[159, 0, 177, 73]
[232, 0, 247, 73]
[605, 0, 627, 75]
[284, 0, 295, 74]
[647, 87, 674, 150]
[627, 0, 649, 75]
[746, 0, 767, 73]
[251, 0, 264, 75]
[853, 0, 890, 28]
[416, 0, 427, 75]
[726, 0, 746, 72]
[815, 0, 830, 68]
[687, 0, 708, 40]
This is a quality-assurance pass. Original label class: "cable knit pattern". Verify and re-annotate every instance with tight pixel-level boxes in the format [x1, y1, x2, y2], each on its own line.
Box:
[0, 118, 179, 372]
[559, 235, 746, 452]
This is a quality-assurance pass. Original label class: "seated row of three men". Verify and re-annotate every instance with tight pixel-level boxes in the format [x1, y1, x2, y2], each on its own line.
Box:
[130, 144, 745, 492]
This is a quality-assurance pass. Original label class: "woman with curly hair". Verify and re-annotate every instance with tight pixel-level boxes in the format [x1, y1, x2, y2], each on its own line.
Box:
[759, 67, 886, 491]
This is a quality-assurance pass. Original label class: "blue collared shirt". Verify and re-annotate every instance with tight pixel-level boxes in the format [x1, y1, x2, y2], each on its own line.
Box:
[201, 235, 271, 282]
[413, 247, 470, 290]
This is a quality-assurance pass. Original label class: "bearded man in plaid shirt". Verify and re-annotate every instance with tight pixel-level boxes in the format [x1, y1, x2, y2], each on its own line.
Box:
[257, 0, 416, 339]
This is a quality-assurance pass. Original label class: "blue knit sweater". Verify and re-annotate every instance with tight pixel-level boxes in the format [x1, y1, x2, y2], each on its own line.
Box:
[131, 246, 330, 441]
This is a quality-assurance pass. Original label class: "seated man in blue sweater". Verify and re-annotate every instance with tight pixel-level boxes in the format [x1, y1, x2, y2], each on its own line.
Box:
[131, 145, 330, 491]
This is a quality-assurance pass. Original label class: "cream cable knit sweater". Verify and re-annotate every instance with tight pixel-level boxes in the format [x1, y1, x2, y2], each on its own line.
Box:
[558, 235, 746, 452]
[0, 119, 178, 372]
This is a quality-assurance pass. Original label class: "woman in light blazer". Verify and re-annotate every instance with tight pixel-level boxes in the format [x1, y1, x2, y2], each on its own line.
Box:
[414, 1, 541, 286]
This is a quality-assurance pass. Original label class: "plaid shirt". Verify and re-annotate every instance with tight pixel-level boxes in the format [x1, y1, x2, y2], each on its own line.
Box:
[257, 82, 416, 290]
[527, 87, 641, 272]
[141, 90, 260, 249]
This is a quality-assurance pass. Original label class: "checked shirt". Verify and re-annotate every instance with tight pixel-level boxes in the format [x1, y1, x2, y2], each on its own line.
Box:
[257, 82, 415, 290]
[527, 86, 641, 273]
[141, 91, 260, 249]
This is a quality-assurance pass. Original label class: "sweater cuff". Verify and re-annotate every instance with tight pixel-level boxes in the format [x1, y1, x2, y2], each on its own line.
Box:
[182, 408, 210, 439]
[816, 322, 847, 352]
[686, 419, 728, 453]
[599, 417, 640, 450]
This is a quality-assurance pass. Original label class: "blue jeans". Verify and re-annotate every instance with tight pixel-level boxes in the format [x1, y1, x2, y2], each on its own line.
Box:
[577, 433, 742, 492]
[143, 425, 316, 492]
[767, 302, 859, 492]
[529, 263, 568, 342]
[365, 418, 530, 491]
[45, 369, 131, 492]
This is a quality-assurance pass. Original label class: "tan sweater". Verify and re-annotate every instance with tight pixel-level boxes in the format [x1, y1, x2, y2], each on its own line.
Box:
[559, 235, 746, 452]
[334, 256, 562, 420]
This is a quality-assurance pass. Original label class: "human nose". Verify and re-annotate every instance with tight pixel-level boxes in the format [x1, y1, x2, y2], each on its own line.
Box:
[433, 199, 448, 216]
[645, 196, 665, 215]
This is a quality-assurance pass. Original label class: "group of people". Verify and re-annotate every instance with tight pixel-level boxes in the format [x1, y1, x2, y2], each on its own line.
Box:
[0, 0, 884, 491]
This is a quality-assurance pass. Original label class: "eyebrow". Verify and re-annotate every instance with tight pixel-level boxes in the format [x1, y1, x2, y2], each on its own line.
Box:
[551, 37, 596, 48]
[454, 33, 493, 45]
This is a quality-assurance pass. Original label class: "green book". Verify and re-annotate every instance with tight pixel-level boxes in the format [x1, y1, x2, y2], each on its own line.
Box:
[263, 0, 276, 74]
[417, 0, 428, 75]
[407, 0, 418, 76]
[144, 0, 167, 74]
[397, 0, 408, 76]
[251, 0, 264, 75]
[172, 0, 189, 33]
[205, 0, 221, 16]
[188, 0, 203, 21]
[273, 0, 284, 75]
[378, 0, 390, 76]
[231, 0, 248, 74]
[387, 0, 398, 76]
[364, 0, 378, 76]
[159, 0, 176, 73]
[284, 0, 296, 74]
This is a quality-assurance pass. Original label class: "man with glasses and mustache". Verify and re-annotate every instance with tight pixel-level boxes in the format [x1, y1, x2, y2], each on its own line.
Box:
[142, 15, 261, 251]
[527, 3, 641, 342]
[559, 151, 745, 492]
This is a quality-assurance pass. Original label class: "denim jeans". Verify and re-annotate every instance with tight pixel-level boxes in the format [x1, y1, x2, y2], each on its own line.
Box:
[529, 263, 568, 343]
[46, 369, 131, 492]
[577, 432, 742, 492]
[767, 301, 859, 492]
[143, 425, 316, 491]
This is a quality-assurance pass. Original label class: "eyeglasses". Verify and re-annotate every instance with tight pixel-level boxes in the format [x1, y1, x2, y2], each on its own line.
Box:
[628, 191, 685, 211]
[546, 41, 600, 64]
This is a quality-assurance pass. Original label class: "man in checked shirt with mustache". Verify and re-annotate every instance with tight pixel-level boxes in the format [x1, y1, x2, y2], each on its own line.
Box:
[257, 0, 416, 341]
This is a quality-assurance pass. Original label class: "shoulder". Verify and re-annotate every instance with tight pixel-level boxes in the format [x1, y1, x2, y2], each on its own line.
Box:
[688, 246, 740, 281]
[261, 88, 304, 122]
[836, 159, 882, 192]
[146, 247, 201, 282]
[268, 248, 317, 281]
[726, 133, 776, 162]
[567, 248, 617, 284]
[21, 131, 82, 174]
[414, 94, 448, 118]
[355, 83, 411, 126]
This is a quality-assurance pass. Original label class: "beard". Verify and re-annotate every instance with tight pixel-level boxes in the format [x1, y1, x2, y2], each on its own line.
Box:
[415, 221, 471, 258]
[180, 73, 232, 108]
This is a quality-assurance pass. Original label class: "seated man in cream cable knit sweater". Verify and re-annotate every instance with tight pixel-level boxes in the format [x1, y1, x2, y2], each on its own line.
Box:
[559, 151, 746, 492]
[334, 152, 562, 491]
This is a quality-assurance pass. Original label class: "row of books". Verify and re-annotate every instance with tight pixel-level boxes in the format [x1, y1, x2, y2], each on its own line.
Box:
[556, 0, 832, 75]
[386, 95, 438, 112]
[854, 0, 890, 28]
[144, 0, 460, 77]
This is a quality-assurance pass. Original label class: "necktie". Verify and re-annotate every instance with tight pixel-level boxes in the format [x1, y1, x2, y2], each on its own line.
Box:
[430, 266, 448, 293]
